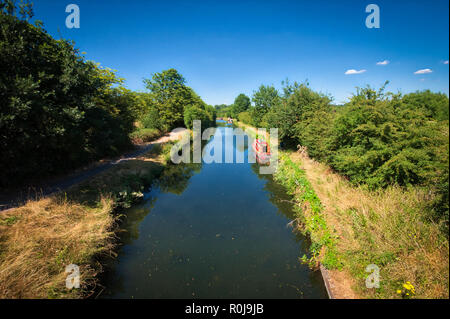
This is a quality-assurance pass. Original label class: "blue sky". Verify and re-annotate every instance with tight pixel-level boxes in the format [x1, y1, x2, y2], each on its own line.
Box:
[33, 0, 449, 105]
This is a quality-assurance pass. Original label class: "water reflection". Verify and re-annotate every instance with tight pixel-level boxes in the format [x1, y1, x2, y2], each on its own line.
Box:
[101, 125, 327, 299]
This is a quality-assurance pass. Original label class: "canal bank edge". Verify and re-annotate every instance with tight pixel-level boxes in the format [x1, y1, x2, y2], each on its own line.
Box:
[0, 122, 350, 299]
[274, 152, 357, 299]
[282, 144, 450, 299]
[320, 264, 334, 299]
[0, 139, 179, 298]
[238, 121, 358, 299]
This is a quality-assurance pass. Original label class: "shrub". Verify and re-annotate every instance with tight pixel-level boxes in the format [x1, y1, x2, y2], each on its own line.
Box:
[0, 5, 141, 187]
[326, 87, 448, 188]
[129, 128, 162, 144]
[183, 104, 213, 129]
[141, 106, 165, 131]
[237, 111, 252, 124]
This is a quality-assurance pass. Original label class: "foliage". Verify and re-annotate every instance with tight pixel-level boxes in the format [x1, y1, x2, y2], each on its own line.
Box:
[402, 90, 449, 121]
[141, 99, 165, 131]
[237, 111, 252, 125]
[214, 104, 229, 111]
[275, 153, 341, 270]
[216, 105, 232, 118]
[432, 150, 449, 231]
[0, 3, 143, 187]
[266, 82, 332, 144]
[250, 85, 281, 127]
[143, 69, 191, 131]
[326, 85, 448, 189]
[284, 150, 449, 299]
[142, 69, 212, 131]
[205, 104, 217, 123]
[0, 0, 33, 20]
[183, 104, 214, 129]
[129, 128, 162, 144]
[247, 78, 449, 229]
[231, 93, 251, 118]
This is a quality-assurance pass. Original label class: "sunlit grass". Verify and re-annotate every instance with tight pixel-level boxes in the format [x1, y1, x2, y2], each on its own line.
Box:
[0, 142, 174, 298]
[281, 150, 449, 299]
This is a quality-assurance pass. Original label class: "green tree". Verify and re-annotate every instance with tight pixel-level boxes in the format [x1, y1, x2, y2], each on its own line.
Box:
[264, 82, 331, 144]
[231, 94, 250, 118]
[0, 1, 141, 187]
[0, 0, 33, 20]
[237, 111, 252, 124]
[184, 105, 212, 129]
[402, 90, 449, 121]
[326, 85, 448, 188]
[205, 104, 217, 123]
[250, 85, 280, 127]
[216, 106, 232, 118]
[143, 69, 193, 131]
[214, 104, 229, 111]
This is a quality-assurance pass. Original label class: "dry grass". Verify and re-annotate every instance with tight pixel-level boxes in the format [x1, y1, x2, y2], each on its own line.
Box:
[0, 196, 116, 299]
[289, 151, 449, 299]
[0, 143, 174, 299]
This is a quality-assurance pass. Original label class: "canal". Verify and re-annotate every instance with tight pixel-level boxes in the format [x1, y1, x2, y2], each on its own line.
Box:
[102, 122, 328, 298]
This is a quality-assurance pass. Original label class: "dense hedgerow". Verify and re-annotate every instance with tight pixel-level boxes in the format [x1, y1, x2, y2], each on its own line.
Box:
[238, 80, 449, 228]
[141, 69, 215, 131]
[0, 1, 213, 188]
[237, 111, 252, 125]
[0, 1, 145, 187]
[326, 86, 448, 189]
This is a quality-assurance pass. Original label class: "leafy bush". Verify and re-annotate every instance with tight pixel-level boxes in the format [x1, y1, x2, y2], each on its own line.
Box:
[141, 105, 165, 131]
[216, 106, 232, 118]
[183, 104, 213, 129]
[402, 90, 449, 121]
[244, 79, 449, 228]
[0, 2, 143, 187]
[237, 111, 252, 124]
[231, 94, 251, 118]
[129, 128, 162, 143]
[142, 69, 213, 131]
[264, 82, 332, 144]
[326, 86, 448, 188]
[250, 85, 281, 127]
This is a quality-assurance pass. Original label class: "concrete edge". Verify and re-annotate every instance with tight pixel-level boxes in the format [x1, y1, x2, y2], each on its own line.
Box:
[320, 264, 335, 299]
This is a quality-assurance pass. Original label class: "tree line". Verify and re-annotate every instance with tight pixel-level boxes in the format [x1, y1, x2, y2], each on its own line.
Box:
[233, 81, 449, 230]
[0, 1, 212, 188]
[1, 0, 448, 229]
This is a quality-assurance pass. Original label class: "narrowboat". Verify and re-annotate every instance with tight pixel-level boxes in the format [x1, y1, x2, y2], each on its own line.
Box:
[252, 138, 271, 164]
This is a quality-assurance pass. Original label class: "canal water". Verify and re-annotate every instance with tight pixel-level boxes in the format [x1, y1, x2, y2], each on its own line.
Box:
[102, 123, 328, 299]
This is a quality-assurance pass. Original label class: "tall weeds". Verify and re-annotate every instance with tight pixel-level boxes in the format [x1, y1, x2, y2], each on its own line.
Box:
[280, 150, 449, 299]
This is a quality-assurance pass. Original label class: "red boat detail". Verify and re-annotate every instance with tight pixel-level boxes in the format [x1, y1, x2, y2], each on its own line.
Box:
[252, 138, 271, 164]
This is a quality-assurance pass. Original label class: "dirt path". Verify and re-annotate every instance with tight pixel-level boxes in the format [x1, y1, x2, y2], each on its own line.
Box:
[0, 130, 185, 211]
[290, 151, 359, 299]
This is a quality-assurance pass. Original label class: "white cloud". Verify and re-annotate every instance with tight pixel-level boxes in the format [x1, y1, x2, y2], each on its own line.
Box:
[444, 60, 449, 64]
[414, 68, 432, 74]
[345, 69, 367, 75]
[376, 60, 389, 65]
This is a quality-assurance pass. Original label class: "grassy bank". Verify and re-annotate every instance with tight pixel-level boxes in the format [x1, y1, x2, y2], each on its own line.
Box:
[276, 149, 449, 299]
[235, 121, 268, 140]
[0, 142, 174, 299]
[130, 128, 164, 144]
